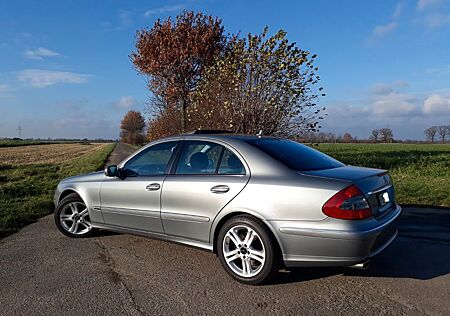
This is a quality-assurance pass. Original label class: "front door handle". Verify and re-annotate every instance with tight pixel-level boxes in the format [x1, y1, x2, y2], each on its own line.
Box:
[146, 183, 160, 191]
[211, 185, 230, 194]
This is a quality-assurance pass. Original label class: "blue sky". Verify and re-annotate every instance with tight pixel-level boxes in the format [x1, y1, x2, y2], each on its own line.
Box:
[0, 0, 449, 140]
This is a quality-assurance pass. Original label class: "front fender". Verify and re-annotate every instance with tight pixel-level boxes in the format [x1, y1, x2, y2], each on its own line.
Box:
[54, 181, 103, 223]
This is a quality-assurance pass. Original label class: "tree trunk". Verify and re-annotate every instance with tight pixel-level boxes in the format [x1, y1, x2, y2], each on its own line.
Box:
[180, 99, 186, 133]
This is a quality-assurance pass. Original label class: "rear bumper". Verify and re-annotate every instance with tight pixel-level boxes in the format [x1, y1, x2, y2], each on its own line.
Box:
[274, 204, 401, 267]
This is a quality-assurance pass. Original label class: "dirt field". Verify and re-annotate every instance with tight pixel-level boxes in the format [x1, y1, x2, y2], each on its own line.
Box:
[0, 143, 109, 165]
[0, 143, 115, 238]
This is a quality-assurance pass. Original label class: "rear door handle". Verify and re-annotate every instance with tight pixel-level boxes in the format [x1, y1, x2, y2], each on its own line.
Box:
[146, 183, 160, 191]
[210, 185, 230, 194]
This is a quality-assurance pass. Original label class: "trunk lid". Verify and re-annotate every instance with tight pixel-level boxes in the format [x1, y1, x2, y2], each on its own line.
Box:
[302, 166, 396, 219]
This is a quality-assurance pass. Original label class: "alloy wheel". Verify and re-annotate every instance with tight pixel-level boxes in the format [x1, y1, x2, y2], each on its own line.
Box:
[222, 224, 266, 278]
[59, 202, 92, 235]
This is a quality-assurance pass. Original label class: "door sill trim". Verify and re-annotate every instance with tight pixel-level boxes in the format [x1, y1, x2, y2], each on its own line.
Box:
[91, 222, 213, 252]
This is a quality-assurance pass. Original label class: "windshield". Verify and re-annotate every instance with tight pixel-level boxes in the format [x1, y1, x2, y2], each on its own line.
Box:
[246, 138, 344, 171]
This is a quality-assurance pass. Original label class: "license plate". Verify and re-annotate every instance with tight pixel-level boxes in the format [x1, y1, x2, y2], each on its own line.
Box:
[378, 191, 390, 207]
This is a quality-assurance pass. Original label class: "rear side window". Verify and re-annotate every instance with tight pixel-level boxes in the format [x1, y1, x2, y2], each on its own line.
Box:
[176, 141, 224, 174]
[218, 149, 245, 175]
[246, 139, 344, 171]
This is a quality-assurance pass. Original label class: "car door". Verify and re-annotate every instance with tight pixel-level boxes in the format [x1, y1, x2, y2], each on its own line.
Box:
[161, 140, 250, 242]
[100, 141, 180, 233]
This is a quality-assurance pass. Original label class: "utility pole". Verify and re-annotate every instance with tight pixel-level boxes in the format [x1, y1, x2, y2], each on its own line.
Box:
[17, 126, 22, 138]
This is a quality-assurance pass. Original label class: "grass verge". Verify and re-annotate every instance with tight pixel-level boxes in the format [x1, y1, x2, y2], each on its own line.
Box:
[0, 144, 115, 238]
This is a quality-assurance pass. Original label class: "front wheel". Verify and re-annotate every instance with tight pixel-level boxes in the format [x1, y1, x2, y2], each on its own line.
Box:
[217, 215, 279, 285]
[54, 193, 95, 238]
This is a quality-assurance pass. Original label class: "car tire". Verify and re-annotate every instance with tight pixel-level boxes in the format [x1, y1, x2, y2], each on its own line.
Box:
[54, 193, 96, 238]
[217, 214, 279, 285]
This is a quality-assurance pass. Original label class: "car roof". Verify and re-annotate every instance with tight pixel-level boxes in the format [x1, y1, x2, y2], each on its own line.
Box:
[162, 133, 280, 142]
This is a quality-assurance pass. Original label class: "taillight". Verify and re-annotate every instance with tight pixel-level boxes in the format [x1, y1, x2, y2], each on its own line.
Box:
[322, 185, 372, 220]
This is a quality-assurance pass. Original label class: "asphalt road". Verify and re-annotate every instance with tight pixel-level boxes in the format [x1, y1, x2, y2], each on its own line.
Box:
[0, 143, 449, 315]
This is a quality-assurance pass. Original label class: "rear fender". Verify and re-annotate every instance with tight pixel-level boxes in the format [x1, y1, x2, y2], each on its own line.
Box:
[209, 207, 286, 255]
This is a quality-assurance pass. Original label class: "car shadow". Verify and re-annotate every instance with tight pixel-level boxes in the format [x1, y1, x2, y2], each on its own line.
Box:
[269, 209, 450, 285]
[93, 229, 121, 237]
[270, 236, 450, 285]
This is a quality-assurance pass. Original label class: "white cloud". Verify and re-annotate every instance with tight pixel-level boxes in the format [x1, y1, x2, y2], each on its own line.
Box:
[367, 2, 405, 44]
[114, 96, 136, 109]
[371, 81, 409, 95]
[392, 2, 404, 19]
[17, 69, 90, 88]
[0, 84, 9, 94]
[417, 0, 442, 11]
[24, 47, 60, 60]
[424, 13, 450, 27]
[143, 4, 185, 17]
[371, 84, 394, 95]
[371, 22, 398, 38]
[372, 93, 418, 117]
[0, 84, 14, 99]
[427, 65, 450, 75]
[423, 94, 450, 114]
[102, 10, 136, 31]
[323, 83, 450, 139]
[117, 10, 133, 30]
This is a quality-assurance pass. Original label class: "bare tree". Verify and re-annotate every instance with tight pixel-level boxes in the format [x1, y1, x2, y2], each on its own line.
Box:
[437, 125, 448, 143]
[424, 126, 437, 143]
[370, 129, 379, 143]
[379, 128, 393, 143]
[343, 132, 353, 143]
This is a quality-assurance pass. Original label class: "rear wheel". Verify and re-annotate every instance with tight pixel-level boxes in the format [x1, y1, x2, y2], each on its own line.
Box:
[217, 215, 279, 285]
[54, 193, 95, 238]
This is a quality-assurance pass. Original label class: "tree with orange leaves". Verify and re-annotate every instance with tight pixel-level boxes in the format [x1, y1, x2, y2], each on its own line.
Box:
[120, 110, 146, 145]
[131, 11, 226, 132]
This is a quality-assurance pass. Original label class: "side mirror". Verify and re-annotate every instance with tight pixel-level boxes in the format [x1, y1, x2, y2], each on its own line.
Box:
[104, 165, 119, 177]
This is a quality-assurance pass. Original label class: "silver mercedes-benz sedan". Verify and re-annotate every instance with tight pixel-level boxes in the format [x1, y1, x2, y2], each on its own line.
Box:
[54, 131, 401, 284]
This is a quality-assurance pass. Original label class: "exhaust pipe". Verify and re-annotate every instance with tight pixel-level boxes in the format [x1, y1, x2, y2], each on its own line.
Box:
[349, 260, 370, 270]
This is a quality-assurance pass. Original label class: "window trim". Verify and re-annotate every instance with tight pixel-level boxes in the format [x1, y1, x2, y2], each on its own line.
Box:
[214, 146, 225, 174]
[170, 140, 247, 176]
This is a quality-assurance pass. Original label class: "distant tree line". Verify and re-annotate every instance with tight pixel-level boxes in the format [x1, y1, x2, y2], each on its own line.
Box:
[369, 128, 394, 143]
[0, 137, 116, 143]
[424, 125, 450, 143]
[299, 128, 395, 144]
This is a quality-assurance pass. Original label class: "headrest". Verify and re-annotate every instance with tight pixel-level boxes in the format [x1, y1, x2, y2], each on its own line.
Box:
[190, 152, 208, 172]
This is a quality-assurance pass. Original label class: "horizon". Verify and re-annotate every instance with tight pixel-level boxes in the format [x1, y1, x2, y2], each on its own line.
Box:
[1, 0, 449, 140]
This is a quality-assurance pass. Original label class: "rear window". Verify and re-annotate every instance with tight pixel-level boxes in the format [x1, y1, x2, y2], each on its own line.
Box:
[246, 139, 344, 171]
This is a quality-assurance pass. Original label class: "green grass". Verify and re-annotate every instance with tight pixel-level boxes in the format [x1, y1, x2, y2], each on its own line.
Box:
[0, 144, 115, 238]
[0, 140, 57, 147]
[0, 140, 100, 147]
[314, 143, 450, 208]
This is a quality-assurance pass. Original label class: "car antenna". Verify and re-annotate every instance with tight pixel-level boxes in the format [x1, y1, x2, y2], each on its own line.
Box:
[257, 130, 263, 138]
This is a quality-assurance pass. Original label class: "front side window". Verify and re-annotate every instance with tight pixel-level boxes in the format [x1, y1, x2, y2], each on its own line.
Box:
[176, 141, 224, 174]
[123, 141, 179, 176]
